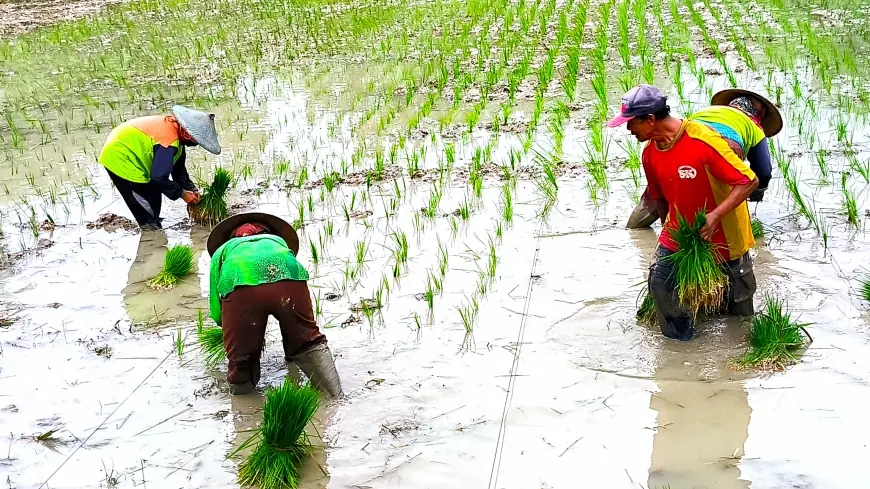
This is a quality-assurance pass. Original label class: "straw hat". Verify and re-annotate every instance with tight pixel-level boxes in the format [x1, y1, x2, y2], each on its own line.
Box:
[710, 89, 783, 137]
[207, 212, 299, 256]
[171, 105, 222, 155]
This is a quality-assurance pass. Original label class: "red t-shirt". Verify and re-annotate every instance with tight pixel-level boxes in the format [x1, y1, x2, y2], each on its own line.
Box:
[643, 120, 756, 261]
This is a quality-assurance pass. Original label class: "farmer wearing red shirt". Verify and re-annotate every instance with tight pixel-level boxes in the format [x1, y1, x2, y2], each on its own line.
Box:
[609, 85, 759, 340]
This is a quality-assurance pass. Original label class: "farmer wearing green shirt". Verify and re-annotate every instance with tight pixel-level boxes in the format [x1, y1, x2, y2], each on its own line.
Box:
[98, 106, 222, 230]
[207, 212, 343, 397]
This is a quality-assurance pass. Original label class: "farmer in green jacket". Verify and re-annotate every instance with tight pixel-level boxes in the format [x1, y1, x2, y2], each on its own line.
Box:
[99, 106, 222, 230]
[208, 212, 343, 397]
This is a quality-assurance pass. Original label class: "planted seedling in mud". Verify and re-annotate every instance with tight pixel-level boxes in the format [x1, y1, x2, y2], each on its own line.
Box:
[234, 378, 320, 489]
[751, 218, 765, 239]
[175, 328, 185, 357]
[437, 239, 449, 277]
[663, 210, 728, 316]
[734, 296, 811, 370]
[148, 245, 194, 290]
[391, 231, 409, 267]
[309, 238, 320, 266]
[189, 168, 233, 226]
[197, 310, 225, 369]
[841, 174, 860, 229]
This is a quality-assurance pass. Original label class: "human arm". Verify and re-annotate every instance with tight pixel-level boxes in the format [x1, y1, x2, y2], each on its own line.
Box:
[700, 146, 759, 241]
[746, 138, 772, 201]
[151, 145, 199, 203]
[171, 148, 200, 193]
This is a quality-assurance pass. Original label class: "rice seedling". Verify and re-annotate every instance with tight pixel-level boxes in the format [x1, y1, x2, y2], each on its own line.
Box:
[391, 231, 408, 266]
[848, 153, 870, 183]
[235, 378, 320, 489]
[735, 296, 810, 370]
[189, 168, 233, 226]
[842, 174, 860, 229]
[663, 210, 728, 316]
[636, 287, 656, 325]
[148, 245, 194, 290]
[751, 218, 765, 239]
[196, 310, 225, 369]
[175, 328, 185, 357]
[501, 183, 514, 224]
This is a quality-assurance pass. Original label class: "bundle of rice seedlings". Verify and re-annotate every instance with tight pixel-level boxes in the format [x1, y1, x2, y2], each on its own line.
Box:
[735, 296, 811, 370]
[147, 245, 194, 289]
[663, 209, 728, 315]
[236, 378, 320, 489]
[196, 310, 225, 369]
[751, 218, 765, 239]
[861, 275, 870, 302]
[189, 168, 233, 225]
[636, 287, 657, 325]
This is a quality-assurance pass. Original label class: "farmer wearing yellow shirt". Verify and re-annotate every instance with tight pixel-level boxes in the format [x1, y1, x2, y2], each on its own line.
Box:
[627, 89, 782, 228]
[208, 212, 343, 397]
[98, 106, 222, 230]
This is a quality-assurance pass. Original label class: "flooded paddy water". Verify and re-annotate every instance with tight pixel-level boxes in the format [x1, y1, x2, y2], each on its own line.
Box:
[2, 0, 870, 487]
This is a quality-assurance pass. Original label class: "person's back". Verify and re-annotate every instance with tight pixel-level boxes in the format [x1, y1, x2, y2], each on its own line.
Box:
[688, 105, 766, 158]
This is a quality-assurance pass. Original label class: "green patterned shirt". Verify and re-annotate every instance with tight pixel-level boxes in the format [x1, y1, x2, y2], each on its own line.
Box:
[208, 235, 309, 325]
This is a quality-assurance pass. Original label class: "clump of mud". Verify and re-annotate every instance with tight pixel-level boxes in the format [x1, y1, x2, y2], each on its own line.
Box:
[0, 0, 124, 37]
[86, 213, 138, 233]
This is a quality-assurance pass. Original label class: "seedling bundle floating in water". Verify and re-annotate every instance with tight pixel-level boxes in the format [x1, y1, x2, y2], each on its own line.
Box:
[148, 245, 194, 289]
[235, 378, 320, 489]
[736, 296, 811, 370]
[189, 168, 233, 226]
[663, 210, 728, 316]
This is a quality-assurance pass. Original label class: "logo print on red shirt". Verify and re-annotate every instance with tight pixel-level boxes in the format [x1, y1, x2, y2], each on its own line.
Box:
[678, 166, 697, 179]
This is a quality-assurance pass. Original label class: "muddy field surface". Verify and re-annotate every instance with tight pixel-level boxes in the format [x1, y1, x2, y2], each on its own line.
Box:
[3, 0, 870, 487]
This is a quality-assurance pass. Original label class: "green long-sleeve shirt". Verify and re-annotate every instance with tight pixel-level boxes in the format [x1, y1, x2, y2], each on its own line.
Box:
[208, 235, 309, 325]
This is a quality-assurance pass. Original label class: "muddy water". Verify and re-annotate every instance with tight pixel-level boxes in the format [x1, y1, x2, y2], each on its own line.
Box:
[3, 34, 870, 489]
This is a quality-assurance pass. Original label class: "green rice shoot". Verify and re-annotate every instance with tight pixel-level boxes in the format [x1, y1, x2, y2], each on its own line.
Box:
[751, 218, 765, 239]
[190, 168, 233, 225]
[859, 274, 870, 302]
[196, 310, 225, 369]
[636, 287, 656, 325]
[148, 245, 194, 290]
[663, 209, 728, 316]
[735, 296, 810, 370]
[235, 377, 321, 489]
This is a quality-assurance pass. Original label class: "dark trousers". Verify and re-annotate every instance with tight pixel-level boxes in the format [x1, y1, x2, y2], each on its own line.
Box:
[105, 168, 163, 226]
[648, 246, 756, 341]
[221, 280, 327, 386]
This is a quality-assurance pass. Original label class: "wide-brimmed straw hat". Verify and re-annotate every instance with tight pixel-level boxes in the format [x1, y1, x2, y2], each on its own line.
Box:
[207, 212, 299, 256]
[171, 105, 222, 155]
[710, 89, 783, 137]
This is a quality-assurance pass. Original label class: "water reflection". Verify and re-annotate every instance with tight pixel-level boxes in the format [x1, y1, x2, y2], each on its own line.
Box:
[121, 227, 209, 326]
[646, 330, 752, 488]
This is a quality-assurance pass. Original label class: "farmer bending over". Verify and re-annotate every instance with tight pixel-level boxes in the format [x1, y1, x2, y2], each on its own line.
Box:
[626, 89, 781, 229]
[99, 106, 222, 230]
[208, 212, 343, 397]
[609, 85, 759, 340]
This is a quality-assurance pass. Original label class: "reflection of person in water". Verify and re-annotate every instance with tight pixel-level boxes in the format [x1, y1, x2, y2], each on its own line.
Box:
[647, 342, 752, 489]
[207, 212, 342, 398]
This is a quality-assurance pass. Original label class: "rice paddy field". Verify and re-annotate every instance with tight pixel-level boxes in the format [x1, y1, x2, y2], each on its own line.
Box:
[2, 0, 870, 487]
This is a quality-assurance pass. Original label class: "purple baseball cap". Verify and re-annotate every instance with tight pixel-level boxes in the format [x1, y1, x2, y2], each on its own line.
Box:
[606, 85, 668, 127]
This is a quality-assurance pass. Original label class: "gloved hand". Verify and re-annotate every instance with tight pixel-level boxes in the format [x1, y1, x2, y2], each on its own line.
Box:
[748, 187, 766, 202]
